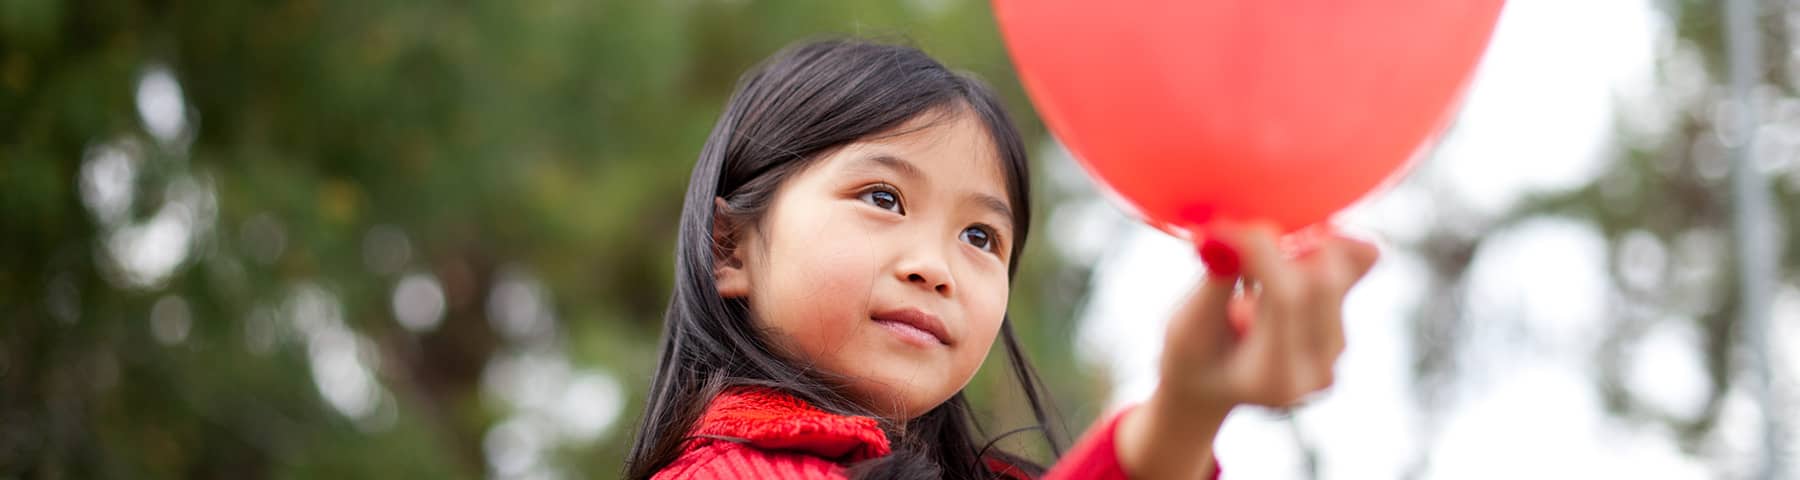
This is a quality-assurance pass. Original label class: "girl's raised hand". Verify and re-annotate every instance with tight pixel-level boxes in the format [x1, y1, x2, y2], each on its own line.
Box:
[1115, 222, 1378, 479]
[1163, 222, 1380, 409]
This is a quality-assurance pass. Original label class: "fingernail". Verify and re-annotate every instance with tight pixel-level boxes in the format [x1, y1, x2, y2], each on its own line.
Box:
[1199, 237, 1241, 278]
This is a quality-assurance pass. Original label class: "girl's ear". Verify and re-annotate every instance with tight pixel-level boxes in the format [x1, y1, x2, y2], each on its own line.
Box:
[712, 197, 752, 299]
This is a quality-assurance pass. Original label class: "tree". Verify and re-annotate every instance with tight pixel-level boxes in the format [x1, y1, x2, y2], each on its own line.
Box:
[0, 1, 1098, 477]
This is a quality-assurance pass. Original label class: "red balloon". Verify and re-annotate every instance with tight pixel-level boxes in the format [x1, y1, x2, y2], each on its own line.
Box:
[995, 0, 1505, 238]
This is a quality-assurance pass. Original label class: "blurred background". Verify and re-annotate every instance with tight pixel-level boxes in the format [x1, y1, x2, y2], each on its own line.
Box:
[2, 0, 1796, 478]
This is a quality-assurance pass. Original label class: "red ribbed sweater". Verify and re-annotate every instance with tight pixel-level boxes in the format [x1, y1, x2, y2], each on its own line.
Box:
[650, 386, 1221, 479]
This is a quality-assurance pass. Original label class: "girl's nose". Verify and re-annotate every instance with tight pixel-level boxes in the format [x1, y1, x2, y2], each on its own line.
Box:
[898, 256, 954, 297]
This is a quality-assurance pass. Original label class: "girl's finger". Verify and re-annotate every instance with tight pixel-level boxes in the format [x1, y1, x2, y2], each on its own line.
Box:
[1206, 222, 1295, 297]
[1166, 273, 1239, 359]
[1330, 233, 1380, 283]
[1292, 236, 1366, 362]
[1206, 222, 1312, 381]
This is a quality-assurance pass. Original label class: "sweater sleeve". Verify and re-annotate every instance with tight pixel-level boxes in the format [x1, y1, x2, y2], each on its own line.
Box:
[1039, 404, 1222, 480]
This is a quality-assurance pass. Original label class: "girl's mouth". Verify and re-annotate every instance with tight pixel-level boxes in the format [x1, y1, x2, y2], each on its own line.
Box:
[870, 308, 951, 347]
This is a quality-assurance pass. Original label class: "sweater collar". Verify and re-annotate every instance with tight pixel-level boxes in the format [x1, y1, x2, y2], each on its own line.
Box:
[685, 386, 892, 463]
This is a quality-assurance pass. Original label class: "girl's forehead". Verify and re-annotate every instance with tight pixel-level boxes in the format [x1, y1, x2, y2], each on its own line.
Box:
[825, 111, 1010, 192]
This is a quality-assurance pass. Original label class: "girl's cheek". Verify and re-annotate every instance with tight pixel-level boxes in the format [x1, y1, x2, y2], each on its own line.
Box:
[756, 273, 863, 365]
[775, 220, 880, 355]
[959, 279, 1009, 353]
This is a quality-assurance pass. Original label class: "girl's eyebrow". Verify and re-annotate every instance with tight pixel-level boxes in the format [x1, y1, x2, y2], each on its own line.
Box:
[860, 154, 926, 185]
[858, 154, 1014, 223]
[969, 193, 1014, 226]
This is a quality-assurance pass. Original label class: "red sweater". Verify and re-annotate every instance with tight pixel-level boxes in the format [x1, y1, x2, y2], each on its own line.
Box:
[651, 386, 1221, 479]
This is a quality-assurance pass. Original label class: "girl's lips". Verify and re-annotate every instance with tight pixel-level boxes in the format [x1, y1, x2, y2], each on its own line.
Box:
[870, 308, 951, 346]
[874, 319, 945, 348]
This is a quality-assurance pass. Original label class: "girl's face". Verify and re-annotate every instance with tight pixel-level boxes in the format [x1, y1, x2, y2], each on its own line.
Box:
[715, 108, 1015, 420]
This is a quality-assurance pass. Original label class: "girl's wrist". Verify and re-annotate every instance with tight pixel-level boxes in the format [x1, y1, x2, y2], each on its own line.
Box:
[1148, 385, 1235, 425]
[1116, 388, 1232, 479]
[1152, 375, 1238, 426]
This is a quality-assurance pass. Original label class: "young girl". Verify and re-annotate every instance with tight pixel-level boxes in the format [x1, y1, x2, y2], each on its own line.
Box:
[625, 39, 1378, 479]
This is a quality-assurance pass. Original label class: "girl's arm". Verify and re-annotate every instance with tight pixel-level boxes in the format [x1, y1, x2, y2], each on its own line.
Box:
[1028, 403, 1137, 480]
[1114, 223, 1379, 479]
[1113, 393, 1227, 479]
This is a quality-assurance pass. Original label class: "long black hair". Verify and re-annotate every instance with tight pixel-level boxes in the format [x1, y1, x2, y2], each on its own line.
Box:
[624, 38, 1063, 480]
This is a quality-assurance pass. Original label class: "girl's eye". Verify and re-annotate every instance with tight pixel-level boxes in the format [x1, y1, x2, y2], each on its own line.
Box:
[961, 225, 998, 254]
[859, 186, 905, 214]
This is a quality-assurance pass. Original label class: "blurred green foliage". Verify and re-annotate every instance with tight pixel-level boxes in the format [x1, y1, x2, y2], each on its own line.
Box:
[1, 1, 1104, 477]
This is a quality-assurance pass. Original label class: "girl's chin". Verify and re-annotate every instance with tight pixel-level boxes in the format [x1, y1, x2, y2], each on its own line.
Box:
[842, 373, 964, 419]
